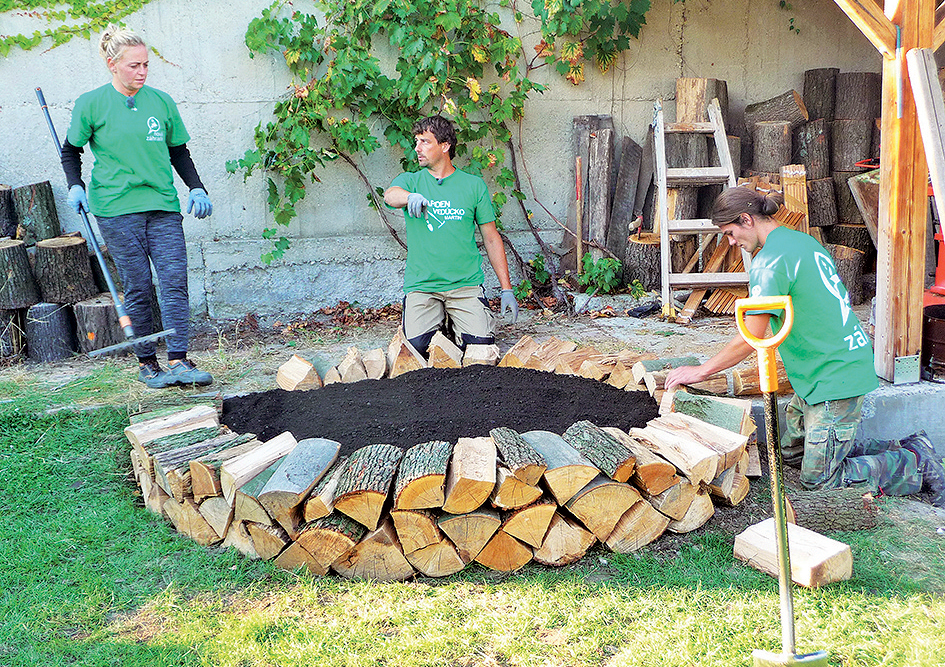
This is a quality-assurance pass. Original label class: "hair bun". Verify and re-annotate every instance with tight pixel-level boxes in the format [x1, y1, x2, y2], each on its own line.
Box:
[761, 191, 784, 216]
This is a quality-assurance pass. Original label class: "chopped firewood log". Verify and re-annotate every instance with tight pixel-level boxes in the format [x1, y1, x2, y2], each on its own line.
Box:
[498, 335, 539, 367]
[490, 466, 542, 509]
[221, 520, 259, 559]
[602, 427, 679, 495]
[644, 370, 728, 398]
[189, 434, 260, 502]
[489, 426, 547, 486]
[562, 420, 636, 483]
[163, 497, 221, 546]
[532, 513, 596, 567]
[519, 430, 599, 505]
[220, 431, 298, 505]
[197, 496, 233, 539]
[273, 540, 328, 576]
[501, 499, 556, 548]
[152, 428, 244, 502]
[552, 347, 601, 375]
[393, 440, 451, 510]
[124, 404, 219, 449]
[258, 437, 341, 537]
[437, 508, 501, 563]
[566, 475, 642, 541]
[295, 513, 366, 572]
[387, 329, 427, 378]
[334, 443, 403, 530]
[390, 508, 441, 554]
[785, 488, 878, 531]
[133, 426, 221, 481]
[276, 354, 323, 391]
[733, 359, 793, 395]
[362, 348, 387, 379]
[475, 530, 533, 572]
[337, 346, 368, 383]
[667, 486, 715, 533]
[523, 337, 578, 372]
[631, 357, 699, 385]
[247, 520, 291, 560]
[713, 471, 750, 506]
[322, 366, 342, 385]
[660, 390, 755, 438]
[745, 443, 762, 477]
[644, 476, 696, 521]
[233, 458, 281, 527]
[734, 518, 852, 587]
[630, 425, 721, 486]
[404, 536, 466, 577]
[606, 359, 635, 389]
[649, 412, 748, 474]
[137, 463, 170, 517]
[462, 343, 500, 366]
[428, 331, 462, 368]
[577, 357, 611, 381]
[442, 436, 496, 514]
[605, 499, 670, 553]
[303, 456, 348, 522]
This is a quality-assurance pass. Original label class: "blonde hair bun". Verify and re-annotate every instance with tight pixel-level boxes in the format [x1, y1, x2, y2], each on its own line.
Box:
[99, 23, 145, 63]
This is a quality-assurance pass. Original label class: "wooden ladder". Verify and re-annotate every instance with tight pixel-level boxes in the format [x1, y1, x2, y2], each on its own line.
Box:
[654, 97, 752, 321]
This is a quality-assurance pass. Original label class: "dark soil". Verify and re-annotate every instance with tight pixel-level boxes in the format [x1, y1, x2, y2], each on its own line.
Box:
[221, 365, 660, 456]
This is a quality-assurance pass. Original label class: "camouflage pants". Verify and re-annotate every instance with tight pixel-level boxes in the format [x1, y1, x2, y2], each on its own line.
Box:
[780, 394, 922, 496]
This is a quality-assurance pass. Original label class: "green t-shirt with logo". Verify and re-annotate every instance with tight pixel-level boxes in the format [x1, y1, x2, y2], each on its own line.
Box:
[748, 225, 878, 404]
[390, 168, 496, 293]
[67, 84, 189, 217]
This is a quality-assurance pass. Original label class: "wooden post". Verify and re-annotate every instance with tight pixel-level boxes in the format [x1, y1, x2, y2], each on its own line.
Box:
[0, 184, 16, 239]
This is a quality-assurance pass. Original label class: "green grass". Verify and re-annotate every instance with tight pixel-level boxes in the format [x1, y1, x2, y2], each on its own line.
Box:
[1, 390, 943, 667]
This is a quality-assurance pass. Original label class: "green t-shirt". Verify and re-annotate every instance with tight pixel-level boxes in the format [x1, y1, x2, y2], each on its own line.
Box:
[748, 226, 878, 404]
[67, 84, 189, 217]
[390, 168, 496, 293]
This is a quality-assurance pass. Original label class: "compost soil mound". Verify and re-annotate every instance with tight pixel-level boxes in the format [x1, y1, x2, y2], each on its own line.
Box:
[222, 365, 660, 456]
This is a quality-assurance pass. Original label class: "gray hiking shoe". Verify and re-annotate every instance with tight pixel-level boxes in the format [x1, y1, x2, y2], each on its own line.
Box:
[138, 360, 172, 389]
[166, 358, 213, 386]
[901, 430, 945, 508]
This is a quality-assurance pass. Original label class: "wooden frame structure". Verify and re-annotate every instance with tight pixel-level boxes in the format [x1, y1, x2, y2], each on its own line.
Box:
[832, 0, 936, 381]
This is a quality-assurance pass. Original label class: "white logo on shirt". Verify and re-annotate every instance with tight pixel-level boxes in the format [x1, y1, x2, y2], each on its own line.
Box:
[146, 116, 164, 142]
[814, 251, 851, 326]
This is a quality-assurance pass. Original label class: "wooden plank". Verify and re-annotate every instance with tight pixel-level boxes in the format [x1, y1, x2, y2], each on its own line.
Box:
[907, 48, 945, 229]
[781, 165, 810, 234]
[587, 127, 614, 262]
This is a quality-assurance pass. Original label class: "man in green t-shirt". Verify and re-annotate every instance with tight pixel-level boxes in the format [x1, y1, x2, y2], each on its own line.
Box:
[666, 187, 944, 507]
[384, 116, 518, 357]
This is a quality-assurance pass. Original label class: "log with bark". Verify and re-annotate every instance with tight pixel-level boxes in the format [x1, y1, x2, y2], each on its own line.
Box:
[390, 508, 441, 554]
[233, 459, 281, 527]
[605, 498, 670, 552]
[190, 434, 261, 502]
[786, 488, 878, 531]
[629, 425, 721, 486]
[753, 121, 793, 173]
[602, 427, 680, 495]
[833, 71, 881, 120]
[845, 169, 880, 244]
[490, 466, 542, 509]
[743, 90, 809, 130]
[73, 293, 124, 354]
[826, 243, 866, 305]
[303, 456, 348, 521]
[803, 67, 839, 121]
[805, 178, 838, 228]
[12, 181, 61, 245]
[649, 412, 748, 474]
[732, 359, 793, 396]
[258, 437, 341, 536]
[220, 431, 299, 505]
[520, 430, 599, 505]
[795, 119, 831, 180]
[823, 222, 875, 254]
[475, 528, 534, 572]
[152, 429, 237, 502]
[0, 184, 15, 238]
[644, 476, 696, 521]
[247, 521, 291, 560]
[24, 302, 77, 362]
[221, 520, 259, 559]
[631, 357, 699, 385]
[393, 439, 451, 510]
[489, 426, 547, 486]
[660, 390, 755, 438]
[295, 513, 366, 573]
[832, 171, 864, 225]
[334, 443, 403, 530]
[0, 238, 40, 309]
[830, 119, 873, 171]
[623, 232, 661, 292]
[562, 420, 636, 483]
[32, 236, 98, 304]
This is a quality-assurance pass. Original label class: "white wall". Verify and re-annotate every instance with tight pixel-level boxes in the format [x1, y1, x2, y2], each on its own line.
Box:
[0, 0, 881, 318]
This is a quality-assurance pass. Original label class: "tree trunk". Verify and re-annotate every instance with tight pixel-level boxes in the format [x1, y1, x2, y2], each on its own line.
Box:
[795, 119, 831, 180]
[786, 488, 878, 531]
[25, 302, 76, 362]
[823, 223, 875, 255]
[803, 67, 839, 121]
[0, 308, 25, 358]
[33, 236, 99, 304]
[806, 178, 838, 227]
[0, 238, 40, 309]
[744, 90, 809, 129]
[834, 71, 882, 120]
[624, 232, 661, 291]
[826, 243, 867, 305]
[753, 121, 793, 173]
[12, 181, 61, 245]
[73, 293, 126, 355]
[830, 119, 873, 170]
[832, 171, 865, 225]
[675, 77, 729, 126]
[0, 184, 16, 239]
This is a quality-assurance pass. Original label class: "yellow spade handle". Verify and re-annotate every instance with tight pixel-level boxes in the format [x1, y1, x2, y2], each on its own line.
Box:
[734, 296, 794, 394]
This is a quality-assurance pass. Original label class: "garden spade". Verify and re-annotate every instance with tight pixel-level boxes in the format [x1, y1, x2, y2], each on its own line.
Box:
[36, 87, 175, 357]
[734, 296, 827, 667]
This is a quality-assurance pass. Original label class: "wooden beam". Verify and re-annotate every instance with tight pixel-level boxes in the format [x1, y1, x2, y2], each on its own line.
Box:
[832, 0, 897, 56]
[934, 15, 945, 48]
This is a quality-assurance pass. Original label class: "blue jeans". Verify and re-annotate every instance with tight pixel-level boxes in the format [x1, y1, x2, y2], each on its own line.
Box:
[94, 211, 189, 359]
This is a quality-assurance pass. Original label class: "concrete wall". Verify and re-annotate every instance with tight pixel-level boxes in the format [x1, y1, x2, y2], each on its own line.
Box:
[0, 0, 880, 320]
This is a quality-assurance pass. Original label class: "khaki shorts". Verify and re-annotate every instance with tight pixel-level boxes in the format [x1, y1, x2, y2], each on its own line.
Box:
[403, 285, 496, 349]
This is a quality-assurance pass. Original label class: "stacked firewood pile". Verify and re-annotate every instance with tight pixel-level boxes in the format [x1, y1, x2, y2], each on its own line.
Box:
[0, 180, 129, 361]
[126, 332, 764, 582]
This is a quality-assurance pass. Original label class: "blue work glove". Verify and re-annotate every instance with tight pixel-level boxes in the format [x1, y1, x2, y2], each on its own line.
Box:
[406, 192, 429, 218]
[187, 188, 212, 219]
[68, 184, 89, 215]
[500, 289, 519, 323]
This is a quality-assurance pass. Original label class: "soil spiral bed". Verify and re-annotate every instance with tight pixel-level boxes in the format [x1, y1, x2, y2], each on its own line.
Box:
[221, 365, 660, 454]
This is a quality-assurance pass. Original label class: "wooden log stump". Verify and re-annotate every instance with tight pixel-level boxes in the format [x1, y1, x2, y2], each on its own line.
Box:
[88, 244, 123, 294]
[443, 436, 496, 514]
[830, 119, 873, 171]
[12, 181, 61, 245]
[0, 184, 16, 238]
[624, 232, 661, 292]
[532, 512, 596, 567]
[795, 119, 831, 180]
[0, 308, 25, 358]
[393, 439, 451, 510]
[33, 236, 98, 304]
[753, 121, 793, 173]
[834, 71, 881, 120]
[832, 171, 864, 225]
[803, 67, 839, 121]
[823, 223, 875, 255]
[332, 517, 416, 582]
[806, 178, 838, 227]
[25, 302, 77, 362]
[404, 536, 466, 577]
[296, 513, 366, 573]
[437, 508, 500, 563]
[565, 475, 642, 541]
[826, 243, 867, 305]
[334, 443, 403, 530]
[562, 420, 636, 483]
[475, 529, 532, 572]
[744, 90, 808, 130]
[605, 498, 670, 552]
[520, 430, 599, 505]
[502, 499, 556, 548]
[0, 239, 40, 309]
[73, 293, 124, 355]
[489, 426, 547, 486]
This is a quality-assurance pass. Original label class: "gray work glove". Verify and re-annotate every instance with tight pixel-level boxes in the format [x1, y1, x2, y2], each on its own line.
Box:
[406, 192, 429, 218]
[500, 289, 519, 323]
[187, 188, 213, 219]
[68, 184, 89, 215]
